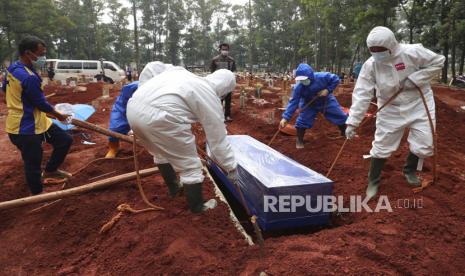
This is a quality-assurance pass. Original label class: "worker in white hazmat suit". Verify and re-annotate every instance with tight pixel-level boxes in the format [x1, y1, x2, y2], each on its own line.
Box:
[105, 61, 172, 158]
[138, 61, 174, 86]
[127, 68, 238, 213]
[345, 26, 444, 200]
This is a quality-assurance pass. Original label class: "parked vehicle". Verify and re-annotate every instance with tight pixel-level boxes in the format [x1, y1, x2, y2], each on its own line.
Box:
[45, 59, 126, 84]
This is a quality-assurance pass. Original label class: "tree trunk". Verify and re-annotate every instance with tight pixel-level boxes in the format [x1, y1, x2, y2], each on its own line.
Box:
[442, 43, 449, 83]
[132, 0, 140, 73]
[440, 0, 449, 83]
[459, 41, 465, 75]
[349, 43, 360, 76]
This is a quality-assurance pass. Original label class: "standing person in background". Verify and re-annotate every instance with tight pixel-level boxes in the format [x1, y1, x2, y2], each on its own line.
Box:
[2, 36, 73, 195]
[47, 63, 55, 81]
[210, 43, 236, 122]
[126, 65, 132, 82]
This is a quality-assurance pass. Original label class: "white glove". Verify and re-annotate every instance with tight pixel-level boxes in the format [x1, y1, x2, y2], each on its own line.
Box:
[280, 118, 288, 128]
[227, 168, 240, 184]
[345, 125, 357, 139]
[318, 89, 329, 97]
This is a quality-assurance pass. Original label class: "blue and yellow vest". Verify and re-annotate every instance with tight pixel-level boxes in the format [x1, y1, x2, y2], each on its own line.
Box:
[5, 62, 52, 135]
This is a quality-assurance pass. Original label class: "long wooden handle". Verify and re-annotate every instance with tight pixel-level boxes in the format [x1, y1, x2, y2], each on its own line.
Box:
[71, 118, 133, 143]
[0, 167, 159, 211]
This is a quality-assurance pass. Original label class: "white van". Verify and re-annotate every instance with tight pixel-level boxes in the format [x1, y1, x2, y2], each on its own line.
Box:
[46, 59, 126, 84]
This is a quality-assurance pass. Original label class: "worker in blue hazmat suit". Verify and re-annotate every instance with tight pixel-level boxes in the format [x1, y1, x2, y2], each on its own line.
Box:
[127, 68, 238, 213]
[105, 61, 172, 158]
[345, 26, 445, 200]
[280, 63, 348, 149]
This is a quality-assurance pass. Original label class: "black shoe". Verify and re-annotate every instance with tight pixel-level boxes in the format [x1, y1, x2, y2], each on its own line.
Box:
[296, 128, 306, 149]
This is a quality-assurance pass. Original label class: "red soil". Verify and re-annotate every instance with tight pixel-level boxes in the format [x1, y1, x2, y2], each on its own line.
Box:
[0, 80, 464, 275]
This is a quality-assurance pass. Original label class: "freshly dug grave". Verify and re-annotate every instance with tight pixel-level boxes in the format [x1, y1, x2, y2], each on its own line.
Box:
[0, 81, 464, 275]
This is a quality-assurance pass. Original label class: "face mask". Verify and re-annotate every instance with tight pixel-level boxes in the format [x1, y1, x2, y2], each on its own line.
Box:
[31, 53, 47, 68]
[301, 79, 311, 86]
[371, 50, 390, 62]
[221, 50, 229, 56]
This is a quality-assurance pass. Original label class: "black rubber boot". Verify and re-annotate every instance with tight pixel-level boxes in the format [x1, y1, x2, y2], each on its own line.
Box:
[403, 152, 421, 187]
[184, 183, 217, 213]
[157, 163, 182, 197]
[366, 158, 387, 201]
[296, 128, 306, 149]
[338, 124, 347, 137]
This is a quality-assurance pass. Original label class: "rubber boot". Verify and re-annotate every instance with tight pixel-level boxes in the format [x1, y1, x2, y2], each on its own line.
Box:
[403, 152, 421, 187]
[105, 140, 120, 158]
[184, 182, 217, 213]
[157, 163, 183, 197]
[296, 128, 306, 149]
[338, 124, 347, 137]
[366, 158, 387, 201]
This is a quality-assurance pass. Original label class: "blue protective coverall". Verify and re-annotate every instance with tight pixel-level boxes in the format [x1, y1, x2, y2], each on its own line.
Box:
[282, 64, 348, 129]
[108, 81, 139, 142]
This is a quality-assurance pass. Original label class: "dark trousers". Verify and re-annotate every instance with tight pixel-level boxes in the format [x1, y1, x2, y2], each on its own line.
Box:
[8, 124, 73, 195]
[222, 92, 232, 117]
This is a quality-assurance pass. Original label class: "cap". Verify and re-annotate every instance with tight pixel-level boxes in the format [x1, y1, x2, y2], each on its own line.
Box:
[295, 75, 308, 81]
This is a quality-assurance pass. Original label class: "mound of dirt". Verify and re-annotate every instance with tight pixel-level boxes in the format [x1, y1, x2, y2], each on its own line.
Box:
[0, 81, 464, 274]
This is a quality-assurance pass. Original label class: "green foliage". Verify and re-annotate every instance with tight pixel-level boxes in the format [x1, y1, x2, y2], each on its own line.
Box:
[0, 0, 463, 79]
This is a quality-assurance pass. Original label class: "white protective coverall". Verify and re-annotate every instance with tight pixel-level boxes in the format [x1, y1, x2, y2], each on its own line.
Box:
[127, 68, 237, 185]
[346, 26, 445, 159]
[138, 61, 174, 86]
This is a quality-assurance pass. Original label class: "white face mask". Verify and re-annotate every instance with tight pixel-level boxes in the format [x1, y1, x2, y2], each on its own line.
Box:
[371, 50, 390, 62]
[301, 79, 311, 86]
[221, 50, 229, 56]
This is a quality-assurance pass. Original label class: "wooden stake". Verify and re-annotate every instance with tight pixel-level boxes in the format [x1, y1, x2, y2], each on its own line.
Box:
[0, 168, 159, 211]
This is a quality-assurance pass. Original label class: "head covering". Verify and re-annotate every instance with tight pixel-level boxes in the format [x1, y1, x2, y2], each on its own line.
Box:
[139, 61, 174, 86]
[366, 26, 399, 53]
[204, 69, 236, 98]
[294, 63, 315, 81]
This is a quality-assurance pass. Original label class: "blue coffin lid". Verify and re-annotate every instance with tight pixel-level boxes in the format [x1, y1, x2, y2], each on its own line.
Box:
[227, 135, 331, 187]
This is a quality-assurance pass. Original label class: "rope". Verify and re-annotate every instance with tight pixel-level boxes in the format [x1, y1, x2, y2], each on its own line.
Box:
[131, 134, 164, 211]
[196, 146, 265, 249]
[326, 88, 404, 178]
[412, 85, 437, 192]
[99, 135, 164, 234]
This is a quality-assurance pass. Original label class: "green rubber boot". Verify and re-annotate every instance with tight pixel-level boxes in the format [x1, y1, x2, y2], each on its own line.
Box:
[184, 182, 217, 213]
[296, 128, 306, 149]
[157, 163, 182, 197]
[366, 158, 387, 201]
[403, 152, 421, 187]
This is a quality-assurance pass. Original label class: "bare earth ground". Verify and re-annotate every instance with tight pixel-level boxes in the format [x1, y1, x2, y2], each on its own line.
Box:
[0, 80, 464, 275]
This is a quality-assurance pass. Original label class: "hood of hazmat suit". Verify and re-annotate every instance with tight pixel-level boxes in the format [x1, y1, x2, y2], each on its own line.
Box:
[294, 63, 315, 81]
[346, 26, 445, 159]
[127, 68, 237, 185]
[204, 69, 236, 98]
[138, 61, 174, 86]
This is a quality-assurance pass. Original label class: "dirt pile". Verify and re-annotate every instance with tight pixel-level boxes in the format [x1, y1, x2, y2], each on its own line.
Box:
[0, 80, 464, 274]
